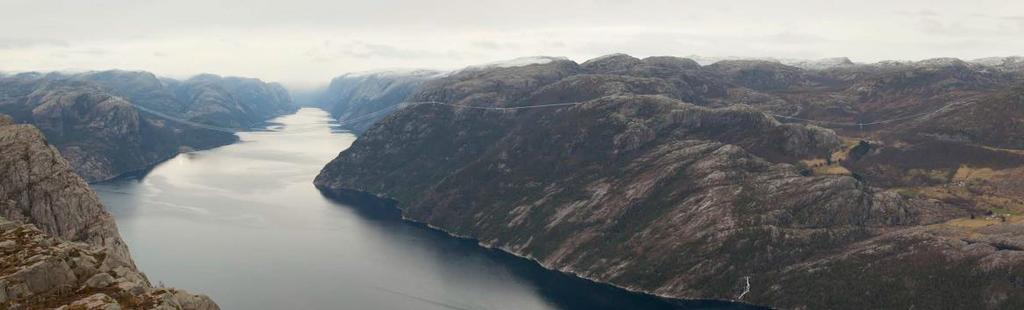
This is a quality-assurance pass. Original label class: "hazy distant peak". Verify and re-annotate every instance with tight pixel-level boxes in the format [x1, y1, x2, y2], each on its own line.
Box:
[464, 56, 569, 70]
[782, 57, 856, 70]
[75, 69, 161, 82]
[585, 53, 639, 63]
[686, 55, 860, 70]
[971, 56, 1024, 65]
[913, 57, 970, 67]
[188, 73, 223, 80]
[83, 69, 153, 75]
[863, 57, 974, 69]
[706, 59, 796, 70]
[12, 71, 44, 79]
[580, 53, 643, 72]
[640, 56, 702, 69]
[685, 55, 771, 66]
[186, 73, 272, 86]
[341, 68, 445, 79]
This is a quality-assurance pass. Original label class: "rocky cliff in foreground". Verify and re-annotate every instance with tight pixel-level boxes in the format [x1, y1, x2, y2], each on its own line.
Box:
[1, 116, 217, 309]
[315, 55, 1024, 309]
[0, 71, 296, 182]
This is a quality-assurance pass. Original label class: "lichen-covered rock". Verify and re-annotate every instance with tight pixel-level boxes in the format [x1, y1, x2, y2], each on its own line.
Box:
[0, 221, 218, 309]
[85, 273, 115, 289]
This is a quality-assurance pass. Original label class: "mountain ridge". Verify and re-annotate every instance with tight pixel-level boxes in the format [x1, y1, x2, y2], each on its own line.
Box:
[0, 70, 297, 182]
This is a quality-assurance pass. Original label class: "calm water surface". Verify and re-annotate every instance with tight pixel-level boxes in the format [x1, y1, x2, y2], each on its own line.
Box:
[93, 108, 750, 310]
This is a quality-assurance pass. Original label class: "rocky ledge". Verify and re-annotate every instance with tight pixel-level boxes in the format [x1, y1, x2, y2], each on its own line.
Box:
[0, 119, 131, 263]
[1, 118, 217, 309]
[0, 218, 217, 309]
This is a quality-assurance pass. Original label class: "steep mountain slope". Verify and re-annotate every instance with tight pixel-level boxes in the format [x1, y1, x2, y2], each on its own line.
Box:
[73, 70, 295, 129]
[164, 74, 295, 128]
[315, 55, 1024, 309]
[0, 71, 295, 182]
[319, 70, 441, 132]
[0, 118, 217, 309]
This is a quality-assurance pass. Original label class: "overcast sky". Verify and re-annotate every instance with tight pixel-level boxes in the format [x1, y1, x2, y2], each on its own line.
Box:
[1, 0, 1022, 89]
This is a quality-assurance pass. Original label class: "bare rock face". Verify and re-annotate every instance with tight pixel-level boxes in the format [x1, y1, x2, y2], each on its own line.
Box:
[0, 121, 130, 263]
[0, 120, 218, 309]
[0, 220, 217, 309]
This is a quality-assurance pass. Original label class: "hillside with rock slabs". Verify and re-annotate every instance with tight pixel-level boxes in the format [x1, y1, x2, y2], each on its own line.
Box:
[315, 55, 1024, 309]
[71, 70, 295, 129]
[0, 117, 217, 309]
[0, 71, 295, 182]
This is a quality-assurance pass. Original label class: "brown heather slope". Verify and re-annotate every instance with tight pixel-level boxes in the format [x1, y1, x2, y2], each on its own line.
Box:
[315, 55, 1024, 309]
[0, 116, 217, 309]
[837, 83, 1024, 227]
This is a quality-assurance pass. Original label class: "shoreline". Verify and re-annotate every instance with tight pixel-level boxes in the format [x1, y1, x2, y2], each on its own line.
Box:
[315, 186, 769, 310]
[88, 110, 301, 184]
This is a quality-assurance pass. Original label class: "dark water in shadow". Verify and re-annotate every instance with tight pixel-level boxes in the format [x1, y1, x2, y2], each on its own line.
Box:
[94, 108, 757, 310]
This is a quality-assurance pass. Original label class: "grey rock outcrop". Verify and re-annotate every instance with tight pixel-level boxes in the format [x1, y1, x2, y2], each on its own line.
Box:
[0, 120, 217, 309]
[0, 219, 218, 309]
[0, 121, 130, 262]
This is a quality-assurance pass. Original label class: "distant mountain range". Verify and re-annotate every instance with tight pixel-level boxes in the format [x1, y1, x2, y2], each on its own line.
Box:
[316, 69, 442, 133]
[315, 54, 1024, 309]
[0, 70, 296, 181]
